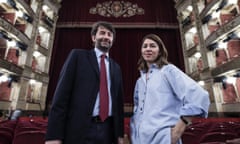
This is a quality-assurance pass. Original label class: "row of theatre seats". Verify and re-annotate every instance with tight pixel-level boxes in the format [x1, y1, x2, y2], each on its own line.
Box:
[182, 118, 240, 144]
[0, 117, 47, 144]
[1, 116, 240, 144]
[124, 117, 240, 144]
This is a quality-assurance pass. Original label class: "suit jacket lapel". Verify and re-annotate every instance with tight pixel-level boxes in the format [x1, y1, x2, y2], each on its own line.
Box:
[109, 58, 115, 96]
[88, 50, 99, 77]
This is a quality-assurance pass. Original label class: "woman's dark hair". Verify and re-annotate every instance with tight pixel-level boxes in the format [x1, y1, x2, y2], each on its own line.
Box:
[138, 34, 169, 72]
[91, 21, 116, 42]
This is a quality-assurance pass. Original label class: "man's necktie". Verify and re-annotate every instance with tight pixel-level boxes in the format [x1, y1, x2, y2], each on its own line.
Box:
[99, 54, 109, 121]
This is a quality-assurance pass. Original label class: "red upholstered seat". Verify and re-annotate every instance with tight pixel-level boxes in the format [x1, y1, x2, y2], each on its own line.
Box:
[15, 118, 47, 134]
[6, 48, 19, 65]
[236, 78, 240, 96]
[0, 12, 16, 24]
[182, 132, 200, 144]
[200, 142, 226, 144]
[197, 58, 203, 72]
[208, 24, 220, 33]
[0, 120, 17, 129]
[215, 49, 228, 66]
[15, 23, 26, 33]
[220, 13, 235, 25]
[124, 118, 130, 138]
[199, 132, 238, 143]
[227, 40, 240, 59]
[0, 81, 11, 101]
[12, 131, 46, 144]
[208, 127, 235, 133]
[0, 38, 7, 59]
[24, 0, 31, 5]
[222, 83, 237, 103]
[14, 126, 43, 134]
[0, 131, 13, 144]
[185, 127, 205, 136]
[0, 127, 14, 135]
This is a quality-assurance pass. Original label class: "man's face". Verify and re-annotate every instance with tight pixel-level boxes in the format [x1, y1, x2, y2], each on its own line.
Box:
[92, 26, 114, 53]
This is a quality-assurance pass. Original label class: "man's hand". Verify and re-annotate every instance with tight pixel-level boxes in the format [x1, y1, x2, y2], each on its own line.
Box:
[45, 140, 62, 144]
[118, 137, 124, 144]
[226, 138, 240, 144]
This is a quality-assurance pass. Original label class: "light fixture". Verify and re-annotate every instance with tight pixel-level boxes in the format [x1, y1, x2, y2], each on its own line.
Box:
[0, 74, 9, 83]
[223, 32, 239, 42]
[202, 14, 212, 24]
[207, 42, 218, 50]
[16, 41, 28, 51]
[211, 11, 220, 19]
[233, 72, 240, 77]
[198, 81, 205, 86]
[23, 13, 33, 23]
[181, 16, 191, 27]
[186, 6, 193, 12]
[42, 5, 50, 12]
[0, 0, 7, 3]
[16, 11, 24, 18]
[0, 30, 12, 41]
[226, 76, 236, 84]
[214, 76, 226, 83]
[218, 41, 227, 49]
[38, 26, 46, 33]
[216, 0, 227, 12]
[194, 52, 201, 58]
[7, 0, 18, 10]
[29, 79, 36, 85]
[33, 51, 41, 58]
[189, 27, 197, 34]
[7, 40, 16, 47]
[227, 0, 238, 5]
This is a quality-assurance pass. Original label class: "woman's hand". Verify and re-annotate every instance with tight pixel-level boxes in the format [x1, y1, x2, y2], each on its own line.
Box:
[171, 120, 187, 144]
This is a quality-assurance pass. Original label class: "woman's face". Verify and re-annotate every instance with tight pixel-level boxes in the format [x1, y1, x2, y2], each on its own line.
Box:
[141, 38, 160, 65]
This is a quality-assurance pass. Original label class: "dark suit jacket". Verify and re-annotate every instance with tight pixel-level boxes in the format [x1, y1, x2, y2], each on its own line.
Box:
[46, 49, 124, 144]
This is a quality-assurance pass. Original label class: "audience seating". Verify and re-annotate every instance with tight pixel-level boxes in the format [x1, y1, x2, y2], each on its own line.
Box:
[182, 118, 240, 144]
[0, 117, 47, 144]
[0, 131, 12, 144]
[123, 117, 240, 144]
[199, 132, 238, 143]
[12, 131, 46, 144]
[182, 132, 200, 144]
[1, 117, 240, 144]
[124, 117, 130, 137]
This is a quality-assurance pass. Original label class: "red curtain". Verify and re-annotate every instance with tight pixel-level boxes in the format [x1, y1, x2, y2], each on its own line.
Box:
[46, 28, 184, 104]
[45, 0, 184, 107]
[58, 0, 177, 24]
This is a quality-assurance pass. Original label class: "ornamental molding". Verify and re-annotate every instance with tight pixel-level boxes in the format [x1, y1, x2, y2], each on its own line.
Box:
[89, 1, 145, 18]
[57, 22, 179, 29]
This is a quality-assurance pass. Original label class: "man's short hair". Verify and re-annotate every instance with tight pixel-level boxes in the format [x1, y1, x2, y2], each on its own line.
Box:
[91, 21, 116, 41]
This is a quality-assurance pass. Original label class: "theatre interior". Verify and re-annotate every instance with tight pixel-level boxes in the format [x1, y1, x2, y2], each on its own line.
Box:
[1, 0, 240, 143]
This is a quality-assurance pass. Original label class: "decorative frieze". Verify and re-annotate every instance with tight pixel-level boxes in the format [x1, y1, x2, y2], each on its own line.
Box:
[89, 1, 144, 18]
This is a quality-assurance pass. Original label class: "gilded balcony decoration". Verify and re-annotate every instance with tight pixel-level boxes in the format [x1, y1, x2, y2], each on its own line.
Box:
[89, 1, 144, 18]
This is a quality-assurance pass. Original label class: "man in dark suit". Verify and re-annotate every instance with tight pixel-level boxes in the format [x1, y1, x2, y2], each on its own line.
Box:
[45, 21, 124, 144]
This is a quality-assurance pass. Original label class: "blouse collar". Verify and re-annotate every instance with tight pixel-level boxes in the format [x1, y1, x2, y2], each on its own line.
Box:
[140, 63, 159, 74]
